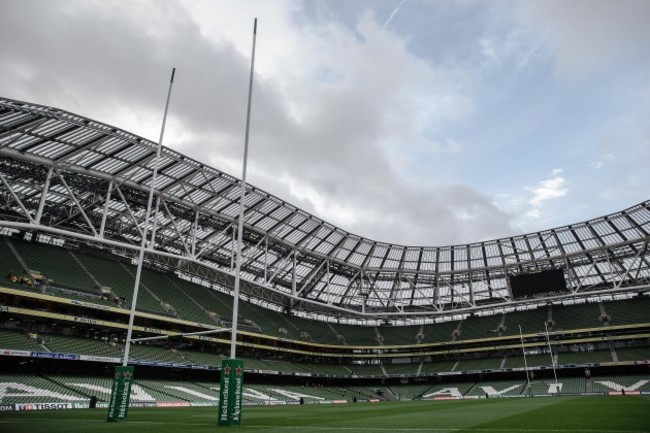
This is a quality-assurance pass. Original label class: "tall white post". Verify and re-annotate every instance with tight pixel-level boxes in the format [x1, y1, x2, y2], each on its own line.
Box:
[519, 324, 531, 395]
[545, 321, 559, 385]
[122, 68, 176, 366]
[229, 18, 258, 359]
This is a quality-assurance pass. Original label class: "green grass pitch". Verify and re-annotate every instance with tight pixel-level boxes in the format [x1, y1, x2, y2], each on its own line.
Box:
[1, 396, 649, 433]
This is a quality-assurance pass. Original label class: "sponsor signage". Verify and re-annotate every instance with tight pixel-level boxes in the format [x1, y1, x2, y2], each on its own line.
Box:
[16, 403, 72, 410]
[218, 359, 244, 426]
[0, 349, 31, 357]
[79, 355, 121, 363]
[191, 402, 218, 407]
[156, 402, 191, 407]
[29, 351, 79, 360]
[107, 366, 134, 422]
[0, 404, 16, 411]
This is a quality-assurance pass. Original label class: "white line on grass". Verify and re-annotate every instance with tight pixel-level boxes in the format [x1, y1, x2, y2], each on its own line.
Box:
[1, 420, 646, 433]
[251, 427, 648, 433]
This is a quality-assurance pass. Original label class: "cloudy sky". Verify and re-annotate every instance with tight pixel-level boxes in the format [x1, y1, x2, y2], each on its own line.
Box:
[1, 0, 649, 246]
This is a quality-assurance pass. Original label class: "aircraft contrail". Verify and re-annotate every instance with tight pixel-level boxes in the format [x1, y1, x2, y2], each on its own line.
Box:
[383, 0, 407, 30]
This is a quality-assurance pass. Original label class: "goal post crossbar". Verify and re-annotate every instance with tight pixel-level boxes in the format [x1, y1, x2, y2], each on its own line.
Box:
[130, 327, 232, 343]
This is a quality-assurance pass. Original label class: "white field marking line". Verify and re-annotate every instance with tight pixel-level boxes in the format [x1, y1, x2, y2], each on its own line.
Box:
[0, 420, 646, 433]
[250, 428, 649, 433]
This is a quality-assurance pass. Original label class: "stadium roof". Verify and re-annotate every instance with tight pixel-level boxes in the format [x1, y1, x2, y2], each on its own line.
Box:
[1, 97, 649, 319]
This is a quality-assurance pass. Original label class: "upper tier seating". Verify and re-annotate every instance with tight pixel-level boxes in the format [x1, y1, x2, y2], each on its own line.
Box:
[602, 296, 650, 326]
[455, 357, 502, 371]
[552, 302, 602, 331]
[4, 236, 650, 354]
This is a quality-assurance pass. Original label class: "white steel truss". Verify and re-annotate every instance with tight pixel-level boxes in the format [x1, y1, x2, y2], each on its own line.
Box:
[1, 96, 650, 321]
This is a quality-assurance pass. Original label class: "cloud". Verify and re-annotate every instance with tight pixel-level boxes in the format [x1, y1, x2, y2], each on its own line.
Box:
[526, 170, 568, 214]
[0, 0, 517, 246]
[515, 0, 650, 77]
[589, 153, 615, 169]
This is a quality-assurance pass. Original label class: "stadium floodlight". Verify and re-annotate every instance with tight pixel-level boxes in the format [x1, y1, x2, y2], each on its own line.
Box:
[106, 68, 176, 423]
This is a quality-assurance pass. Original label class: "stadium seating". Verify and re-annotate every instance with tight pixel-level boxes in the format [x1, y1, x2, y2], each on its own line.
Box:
[465, 380, 526, 397]
[177, 348, 224, 367]
[0, 374, 86, 403]
[388, 384, 435, 400]
[419, 359, 457, 374]
[2, 373, 650, 405]
[312, 363, 352, 376]
[348, 364, 384, 376]
[527, 378, 580, 395]
[455, 357, 502, 371]
[140, 269, 212, 323]
[42, 334, 122, 358]
[0, 328, 45, 351]
[61, 375, 115, 400]
[504, 353, 555, 369]
[420, 320, 460, 343]
[557, 348, 612, 365]
[557, 377, 586, 394]
[129, 343, 186, 364]
[602, 296, 650, 326]
[501, 307, 549, 335]
[383, 362, 420, 376]
[328, 322, 380, 346]
[615, 345, 650, 362]
[420, 381, 475, 398]
[286, 315, 340, 344]
[70, 251, 165, 314]
[457, 314, 503, 340]
[591, 375, 650, 393]
[377, 324, 421, 345]
[12, 239, 97, 292]
[551, 302, 602, 331]
[167, 276, 233, 321]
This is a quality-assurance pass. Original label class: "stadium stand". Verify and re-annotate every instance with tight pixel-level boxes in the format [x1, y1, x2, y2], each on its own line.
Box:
[377, 324, 421, 345]
[1, 98, 650, 413]
[501, 307, 549, 335]
[457, 313, 503, 340]
[602, 296, 650, 326]
[551, 302, 603, 331]
[348, 364, 384, 376]
[286, 315, 340, 344]
[0, 374, 86, 403]
[328, 322, 380, 346]
[557, 348, 613, 365]
[140, 269, 212, 323]
[388, 384, 435, 400]
[68, 251, 165, 314]
[383, 362, 420, 376]
[420, 381, 475, 398]
[504, 353, 555, 368]
[11, 239, 97, 293]
[455, 357, 502, 371]
[591, 375, 650, 393]
[465, 380, 526, 397]
[615, 345, 650, 362]
[129, 343, 186, 364]
[41, 334, 122, 358]
[0, 328, 46, 351]
[420, 320, 460, 343]
[419, 360, 457, 374]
